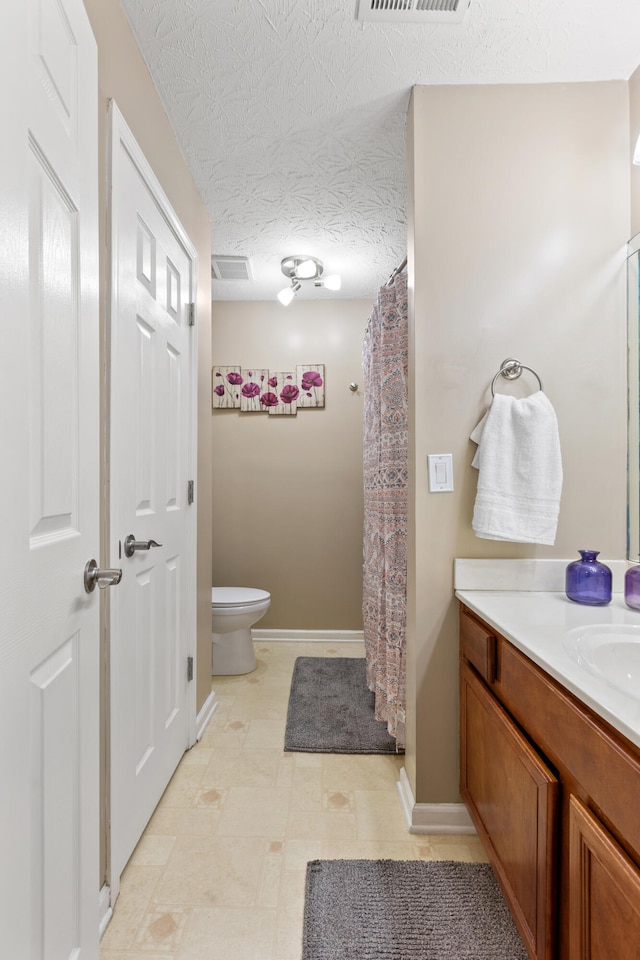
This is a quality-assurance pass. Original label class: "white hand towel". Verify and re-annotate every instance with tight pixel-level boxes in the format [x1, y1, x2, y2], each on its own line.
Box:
[470, 391, 563, 545]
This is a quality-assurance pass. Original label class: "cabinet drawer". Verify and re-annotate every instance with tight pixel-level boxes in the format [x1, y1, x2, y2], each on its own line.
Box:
[460, 607, 497, 682]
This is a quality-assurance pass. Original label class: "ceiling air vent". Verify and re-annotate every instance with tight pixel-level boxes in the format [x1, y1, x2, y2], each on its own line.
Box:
[211, 255, 253, 281]
[357, 0, 471, 23]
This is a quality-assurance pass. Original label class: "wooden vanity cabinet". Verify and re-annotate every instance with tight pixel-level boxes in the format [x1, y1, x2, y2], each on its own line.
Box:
[459, 604, 640, 960]
[460, 660, 558, 960]
[569, 795, 640, 960]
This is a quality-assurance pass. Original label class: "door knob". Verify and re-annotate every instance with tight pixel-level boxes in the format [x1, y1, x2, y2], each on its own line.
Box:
[84, 559, 123, 594]
[123, 534, 163, 558]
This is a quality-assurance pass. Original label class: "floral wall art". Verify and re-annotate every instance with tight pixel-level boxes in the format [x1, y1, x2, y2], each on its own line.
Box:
[212, 364, 325, 414]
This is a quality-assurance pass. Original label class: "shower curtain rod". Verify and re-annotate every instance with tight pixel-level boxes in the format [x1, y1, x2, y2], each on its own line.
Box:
[385, 256, 407, 286]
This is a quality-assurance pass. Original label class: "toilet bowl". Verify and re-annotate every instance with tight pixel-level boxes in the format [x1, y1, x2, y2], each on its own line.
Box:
[211, 587, 271, 675]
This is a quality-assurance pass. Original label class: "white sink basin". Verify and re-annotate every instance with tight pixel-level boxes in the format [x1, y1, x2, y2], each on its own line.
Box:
[564, 624, 640, 699]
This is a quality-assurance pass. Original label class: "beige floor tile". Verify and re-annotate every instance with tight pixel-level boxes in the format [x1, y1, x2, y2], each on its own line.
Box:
[159, 764, 207, 809]
[153, 836, 265, 907]
[258, 842, 284, 909]
[354, 788, 414, 841]
[427, 833, 490, 862]
[100, 866, 163, 951]
[272, 868, 307, 960]
[321, 752, 401, 790]
[215, 785, 291, 837]
[287, 809, 356, 841]
[180, 745, 214, 767]
[319, 839, 423, 860]
[287, 762, 323, 812]
[129, 835, 177, 867]
[146, 804, 219, 837]
[134, 905, 190, 951]
[274, 752, 295, 787]
[243, 718, 286, 750]
[101, 953, 173, 960]
[101, 641, 487, 960]
[177, 906, 277, 960]
[201, 747, 282, 789]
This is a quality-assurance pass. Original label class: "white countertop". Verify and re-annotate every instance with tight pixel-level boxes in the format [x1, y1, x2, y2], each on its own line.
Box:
[455, 589, 640, 750]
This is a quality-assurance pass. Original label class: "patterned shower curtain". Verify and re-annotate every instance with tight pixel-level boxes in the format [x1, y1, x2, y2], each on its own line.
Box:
[362, 267, 408, 748]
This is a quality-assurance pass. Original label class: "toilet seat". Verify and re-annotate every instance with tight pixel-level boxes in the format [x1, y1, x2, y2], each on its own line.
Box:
[212, 587, 270, 607]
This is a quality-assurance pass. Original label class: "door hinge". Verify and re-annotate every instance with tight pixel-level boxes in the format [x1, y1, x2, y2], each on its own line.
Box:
[187, 480, 194, 504]
[187, 656, 194, 682]
[188, 302, 196, 326]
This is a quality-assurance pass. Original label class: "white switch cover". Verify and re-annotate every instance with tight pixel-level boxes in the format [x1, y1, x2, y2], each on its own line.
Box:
[428, 454, 454, 492]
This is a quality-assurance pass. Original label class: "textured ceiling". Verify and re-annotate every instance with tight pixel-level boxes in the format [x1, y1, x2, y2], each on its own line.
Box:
[120, 0, 640, 302]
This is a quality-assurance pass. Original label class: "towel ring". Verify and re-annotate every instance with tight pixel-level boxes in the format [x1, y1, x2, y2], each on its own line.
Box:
[491, 358, 543, 397]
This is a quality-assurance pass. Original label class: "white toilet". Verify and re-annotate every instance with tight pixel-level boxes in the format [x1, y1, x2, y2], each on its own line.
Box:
[211, 587, 271, 675]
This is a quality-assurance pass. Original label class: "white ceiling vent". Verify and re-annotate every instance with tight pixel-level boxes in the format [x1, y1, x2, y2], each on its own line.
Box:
[357, 0, 471, 23]
[211, 255, 253, 281]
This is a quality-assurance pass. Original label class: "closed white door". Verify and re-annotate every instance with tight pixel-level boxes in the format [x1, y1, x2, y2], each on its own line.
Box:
[0, 0, 101, 956]
[108, 105, 197, 898]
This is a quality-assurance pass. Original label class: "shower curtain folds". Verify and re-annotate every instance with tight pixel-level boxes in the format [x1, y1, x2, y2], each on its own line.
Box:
[362, 267, 408, 748]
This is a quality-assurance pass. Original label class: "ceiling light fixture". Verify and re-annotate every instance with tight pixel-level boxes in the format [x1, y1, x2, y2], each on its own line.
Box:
[277, 280, 301, 306]
[277, 255, 341, 305]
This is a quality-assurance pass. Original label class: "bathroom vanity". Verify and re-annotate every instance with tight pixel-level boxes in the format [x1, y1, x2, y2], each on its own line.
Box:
[457, 592, 640, 960]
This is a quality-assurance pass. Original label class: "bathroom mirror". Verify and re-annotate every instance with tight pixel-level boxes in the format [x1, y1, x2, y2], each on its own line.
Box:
[628, 232, 640, 561]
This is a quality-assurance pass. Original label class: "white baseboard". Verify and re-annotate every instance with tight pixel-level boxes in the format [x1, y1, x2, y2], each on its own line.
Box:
[397, 767, 476, 835]
[98, 884, 112, 939]
[252, 628, 364, 642]
[196, 690, 218, 741]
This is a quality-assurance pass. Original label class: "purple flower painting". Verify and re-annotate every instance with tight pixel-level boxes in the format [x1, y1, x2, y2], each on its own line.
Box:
[213, 363, 325, 414]
[296, 364, 325, 408]
[212, 365, 243, 408]
[240, 368, 269, 412]
[265, 371, 298, 415]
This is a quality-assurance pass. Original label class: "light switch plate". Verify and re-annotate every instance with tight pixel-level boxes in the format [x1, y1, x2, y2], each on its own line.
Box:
[427, 453, 454, 492]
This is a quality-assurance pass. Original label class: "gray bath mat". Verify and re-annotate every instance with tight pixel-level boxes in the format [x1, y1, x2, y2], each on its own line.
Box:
[303, 860, 528, 960]
[284, 657, 402, 754]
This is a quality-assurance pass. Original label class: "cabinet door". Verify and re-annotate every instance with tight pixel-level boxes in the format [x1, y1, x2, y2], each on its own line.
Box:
[569, 795, 640, 959]
[460, 661, 558, 960]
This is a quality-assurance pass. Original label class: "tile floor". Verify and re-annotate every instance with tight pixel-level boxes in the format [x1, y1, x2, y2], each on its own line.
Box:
[100, 640, 487, 960]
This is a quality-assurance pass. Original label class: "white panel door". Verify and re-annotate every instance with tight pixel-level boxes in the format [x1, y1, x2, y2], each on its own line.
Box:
[0, 0, 100, 956]
[109, 105, 197, 898]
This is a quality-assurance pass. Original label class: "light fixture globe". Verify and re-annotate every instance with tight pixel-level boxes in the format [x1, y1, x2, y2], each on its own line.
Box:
[277, 281, 300, 306]
[280, 255, 323, 281]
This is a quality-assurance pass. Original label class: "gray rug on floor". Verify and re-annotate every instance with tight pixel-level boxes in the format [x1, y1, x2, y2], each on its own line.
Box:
[284, 657, 402, 754]
[303, 860, 528, 960]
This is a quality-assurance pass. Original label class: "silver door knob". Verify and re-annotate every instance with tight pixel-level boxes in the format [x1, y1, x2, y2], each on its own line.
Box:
[84, 559, 123, 594]
[123, 534, 163, 558]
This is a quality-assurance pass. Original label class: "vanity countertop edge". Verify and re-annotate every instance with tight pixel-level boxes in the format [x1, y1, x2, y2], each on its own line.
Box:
[455, 588, 640, 750]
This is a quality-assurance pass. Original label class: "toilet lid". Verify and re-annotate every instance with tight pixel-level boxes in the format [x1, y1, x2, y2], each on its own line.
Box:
[212, 587, 270, 607]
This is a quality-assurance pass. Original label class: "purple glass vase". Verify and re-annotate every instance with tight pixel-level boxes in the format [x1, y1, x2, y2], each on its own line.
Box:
[625, 565, 640, 610]
[565, 550, 612, 606]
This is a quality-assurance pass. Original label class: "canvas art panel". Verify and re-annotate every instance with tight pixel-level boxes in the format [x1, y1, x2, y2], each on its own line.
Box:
[240, 368, 269, 412]
[296, 364, 325, 408]
[265, 371, 298, 415]
[212, 365, 242, 408]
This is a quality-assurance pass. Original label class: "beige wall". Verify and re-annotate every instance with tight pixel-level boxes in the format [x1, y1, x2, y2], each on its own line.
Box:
[630, 65, 640, 236]
[82, 0, 212, 881]
[211, 299, 369, 630]
[406, 82, 630, 802]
